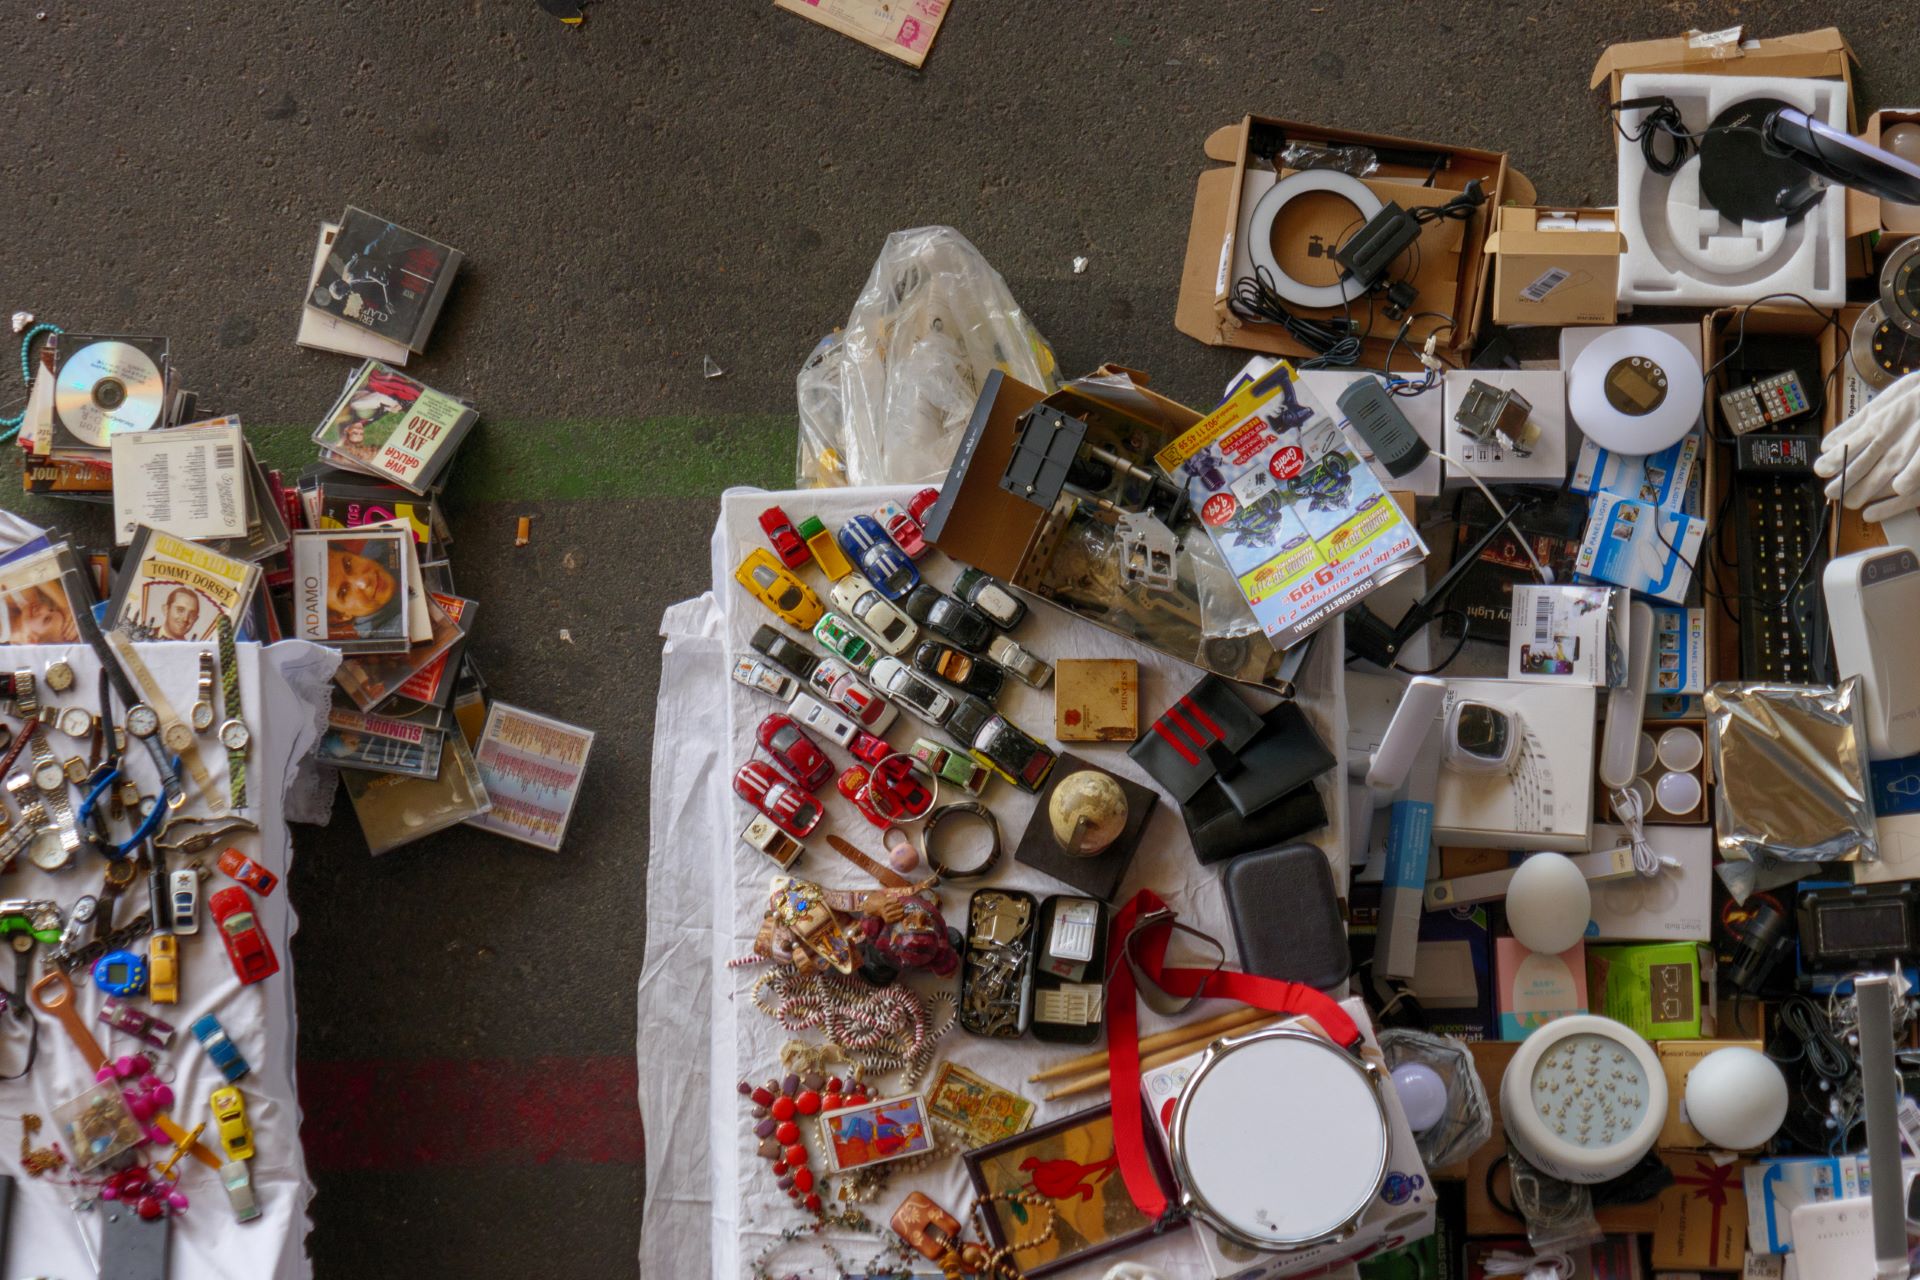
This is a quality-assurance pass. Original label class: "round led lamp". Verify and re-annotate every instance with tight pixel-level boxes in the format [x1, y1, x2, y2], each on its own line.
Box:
[1501, 1015, 1666, 1184]
[1567, 327, 1701, 456]
[1245, 169, 1385, 310]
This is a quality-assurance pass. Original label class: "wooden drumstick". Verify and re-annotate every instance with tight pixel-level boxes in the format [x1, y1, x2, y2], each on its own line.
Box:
[1027, 1005, 1274, 1082]
[1042, 1013, 1287, 1101]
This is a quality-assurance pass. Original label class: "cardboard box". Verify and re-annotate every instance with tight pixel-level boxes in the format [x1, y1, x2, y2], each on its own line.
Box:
[1589, 942, 1703, 1040]
[1440, 369, 1570, 487]
[1177, 116, 1525, 364]
[1487, 207, 1625, 326]
[1740, 1154, 1864, 1253]
[1657, 1038, 1767, 1148]
[1854, 108, 1920, 236]
[1588, 824, 1714, 942]
[1413, 904, 1495, 1040]
[1654, 1153, 1748, 1271]
[1052, 658, 1138, 742]
[1432, 680, 1596, 851]
[1495, 938, 1588, 1040]
[1590, 27, 1856, 128]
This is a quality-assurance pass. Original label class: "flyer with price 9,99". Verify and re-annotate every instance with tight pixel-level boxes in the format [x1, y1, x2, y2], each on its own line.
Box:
[1156, 362, 1427, 649]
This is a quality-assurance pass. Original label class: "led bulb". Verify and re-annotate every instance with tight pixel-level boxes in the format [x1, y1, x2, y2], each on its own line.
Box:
[1506, 853, 1592, 955]
[1684, 1047, 1788, 1150]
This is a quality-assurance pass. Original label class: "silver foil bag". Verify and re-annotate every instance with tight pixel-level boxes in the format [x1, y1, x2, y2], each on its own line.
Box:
[1705, 679, 1877, 864]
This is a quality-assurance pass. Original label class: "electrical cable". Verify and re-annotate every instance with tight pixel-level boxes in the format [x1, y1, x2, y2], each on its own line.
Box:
[1775, 994, 1854, 1082]
[1608, 97, 1767, 178]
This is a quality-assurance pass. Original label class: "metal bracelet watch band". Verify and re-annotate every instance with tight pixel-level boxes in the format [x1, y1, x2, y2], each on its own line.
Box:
[24, 733, 81, 867]
[217, 617, 248, 810]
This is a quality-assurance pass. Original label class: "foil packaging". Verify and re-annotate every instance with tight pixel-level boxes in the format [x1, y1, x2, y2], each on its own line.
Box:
[1705, 680, 1877, 865]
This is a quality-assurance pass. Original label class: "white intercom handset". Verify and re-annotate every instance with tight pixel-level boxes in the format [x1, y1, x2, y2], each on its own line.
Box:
[1599, 602, 1662, 876]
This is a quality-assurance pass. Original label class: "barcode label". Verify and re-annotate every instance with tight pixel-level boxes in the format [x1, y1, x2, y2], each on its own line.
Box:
[1520, 268, 1570, 302]
[1533, 592, 1554, 645]
[213, 445, 237, 470]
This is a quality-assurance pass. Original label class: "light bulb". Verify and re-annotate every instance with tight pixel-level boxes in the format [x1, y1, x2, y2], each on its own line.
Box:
[1685, 1047, 1789, 1149]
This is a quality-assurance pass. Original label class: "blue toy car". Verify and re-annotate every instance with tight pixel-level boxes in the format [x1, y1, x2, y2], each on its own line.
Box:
[191, 1013, 252, 1083]
[835, 516, 920, 600]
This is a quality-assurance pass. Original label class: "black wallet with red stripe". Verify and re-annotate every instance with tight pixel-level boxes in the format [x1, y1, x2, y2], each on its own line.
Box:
[1129, 675, 1336, 819]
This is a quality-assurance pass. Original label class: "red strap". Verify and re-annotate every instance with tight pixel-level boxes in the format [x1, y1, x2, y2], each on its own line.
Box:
[1105, 888, 1362, 1220]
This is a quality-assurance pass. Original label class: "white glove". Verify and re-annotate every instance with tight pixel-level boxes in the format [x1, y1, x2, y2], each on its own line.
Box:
[1815, 370, 1920, 522]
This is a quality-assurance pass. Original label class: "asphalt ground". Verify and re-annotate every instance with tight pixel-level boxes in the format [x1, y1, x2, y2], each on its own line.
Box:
[3, 1, 1920, 1274]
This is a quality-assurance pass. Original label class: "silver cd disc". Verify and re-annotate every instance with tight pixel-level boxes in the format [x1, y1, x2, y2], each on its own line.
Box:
[53, 340, 164, 447]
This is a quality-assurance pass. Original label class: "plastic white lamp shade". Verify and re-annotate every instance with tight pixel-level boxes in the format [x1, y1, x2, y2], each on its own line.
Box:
[1506, 852, 1592, 955]
[1685, 1046, 1789, 1149]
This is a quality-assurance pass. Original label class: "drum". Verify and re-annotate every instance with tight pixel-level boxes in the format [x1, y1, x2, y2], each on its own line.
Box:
[1168, 1026, 1391, 1250]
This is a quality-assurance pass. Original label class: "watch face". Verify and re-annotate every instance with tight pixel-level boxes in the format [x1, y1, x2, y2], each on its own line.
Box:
[127, 705, 159, 738]
[220, 719, 251, 751]
[161, 723, 194, 754]
[43, 660, 73, 692]
[32, 760, 65, 792]
[27, 832, 70, 872]
[57, 707, 93, 739]
[191, 703, 215, 732]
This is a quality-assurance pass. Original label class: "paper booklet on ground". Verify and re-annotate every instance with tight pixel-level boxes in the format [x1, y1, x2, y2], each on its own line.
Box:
[107, 526, 261, 643]
[297, 222, 416, 365]
[465, 702, 595, 852]
[1156, 361, 1426, 648]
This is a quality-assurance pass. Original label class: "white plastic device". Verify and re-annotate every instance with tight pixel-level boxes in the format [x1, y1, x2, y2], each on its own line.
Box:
[1365, 677, 1446, 795]
[1501, 1014, 1667, 1183]
[1599, 602, 1657, 790]
[1823, 546, 1920, 760]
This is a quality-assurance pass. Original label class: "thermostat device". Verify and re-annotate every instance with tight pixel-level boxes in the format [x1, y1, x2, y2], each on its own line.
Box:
[1823, 546, 1920, 760]
[1501, 1014, 1666, 1183]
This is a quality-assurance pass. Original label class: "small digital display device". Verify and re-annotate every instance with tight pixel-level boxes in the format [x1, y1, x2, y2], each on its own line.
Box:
[1797, 885, 1919, 968]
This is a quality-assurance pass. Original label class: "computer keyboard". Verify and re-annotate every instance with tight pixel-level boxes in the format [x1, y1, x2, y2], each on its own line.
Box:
[1733, 475, 1828, 682]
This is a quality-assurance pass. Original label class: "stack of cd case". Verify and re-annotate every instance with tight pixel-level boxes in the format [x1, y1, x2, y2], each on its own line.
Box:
[301, 208, 463, 359]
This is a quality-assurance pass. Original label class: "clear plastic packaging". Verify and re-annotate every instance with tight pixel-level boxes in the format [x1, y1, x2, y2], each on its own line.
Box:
[1377, 1028, 1492, 1171]
[795, 226, 1059, 488]
[1277, 141, 1380, 177]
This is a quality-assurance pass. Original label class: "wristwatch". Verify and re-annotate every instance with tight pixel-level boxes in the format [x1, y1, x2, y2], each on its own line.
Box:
[161, 722, 194, 755]
[24, 733, 80, 870]
[10, 671, 36, 719]
[54, 706, 95, 741]
[190, 652, 215, 733]
[42, 660, 73, 694]
[126, 704, 160, 740]
[216, 617, 248, 809]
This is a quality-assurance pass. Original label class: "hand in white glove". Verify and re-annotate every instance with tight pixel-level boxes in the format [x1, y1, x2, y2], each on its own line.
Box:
[1815, 370, 1920, 522]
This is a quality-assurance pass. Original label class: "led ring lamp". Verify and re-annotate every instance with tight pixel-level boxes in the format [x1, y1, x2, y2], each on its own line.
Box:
[1246, 169, 1384, 309]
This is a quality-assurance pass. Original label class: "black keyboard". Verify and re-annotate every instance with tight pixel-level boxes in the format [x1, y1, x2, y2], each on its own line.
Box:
[1733, 476, 1828, 681]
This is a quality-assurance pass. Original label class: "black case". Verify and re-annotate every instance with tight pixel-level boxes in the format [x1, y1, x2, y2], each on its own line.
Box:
[1183, 774, 1329, 865]
[958, 889, 1037, 1038]
[1130, 677, 1334, 819]
[1222, 842, 1350, 990]
[1030, 895, 1108, 1045]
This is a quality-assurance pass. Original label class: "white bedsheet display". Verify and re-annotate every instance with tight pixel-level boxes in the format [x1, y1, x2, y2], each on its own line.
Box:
[640, 487, 1353, 1279]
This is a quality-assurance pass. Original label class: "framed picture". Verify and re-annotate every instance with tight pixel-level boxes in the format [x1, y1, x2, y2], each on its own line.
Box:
[962, 1102, 1180, 1278]
[817, 1093, 935, 1173]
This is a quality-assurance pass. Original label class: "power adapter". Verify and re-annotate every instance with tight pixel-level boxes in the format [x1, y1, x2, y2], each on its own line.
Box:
[1335, 203, 1420, 292]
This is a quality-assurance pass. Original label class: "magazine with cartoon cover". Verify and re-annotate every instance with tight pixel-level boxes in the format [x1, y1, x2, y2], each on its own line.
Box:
[311, 361, 477, 496]
[106, 526, 261, 643]
[318, 699, 445, 780]
[290, 526, 413, 654]
[465, 702, 595, 852]
[343, 727, 491, 857]
[334, 592, 472, 712]
[0, 542, 91, 646]
[1156, 362, 1427, 648]
[306, 207, 463, 354]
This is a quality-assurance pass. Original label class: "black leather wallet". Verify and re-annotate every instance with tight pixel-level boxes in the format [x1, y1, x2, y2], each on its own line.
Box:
[1213, 699, 1337, 817]
[1127, 674, 1263, 805]
[1222, 842, 1349, 990]
[1182, 775, 1328, 865]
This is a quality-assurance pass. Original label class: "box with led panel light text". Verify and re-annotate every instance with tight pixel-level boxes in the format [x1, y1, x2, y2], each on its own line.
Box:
[1176, 115, 1528, 365]
[1139, 996, 1436, 1280]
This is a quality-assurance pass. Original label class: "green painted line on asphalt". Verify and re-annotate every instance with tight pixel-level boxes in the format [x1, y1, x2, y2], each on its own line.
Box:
[240, 415, 798, 502]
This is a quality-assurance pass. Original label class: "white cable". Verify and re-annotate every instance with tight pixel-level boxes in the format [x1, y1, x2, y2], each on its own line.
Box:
[1439, 443, 1554, 584]
[1608, 784, 1679, 879]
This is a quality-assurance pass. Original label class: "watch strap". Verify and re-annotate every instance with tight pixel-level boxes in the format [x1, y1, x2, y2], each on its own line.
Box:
[218, 616, 245, 810]
[25, 733, 80, 857]
[105, 631, 217, 814]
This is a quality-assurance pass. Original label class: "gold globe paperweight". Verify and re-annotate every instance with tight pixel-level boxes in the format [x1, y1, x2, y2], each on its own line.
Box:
[1047, 770, 1129, 858]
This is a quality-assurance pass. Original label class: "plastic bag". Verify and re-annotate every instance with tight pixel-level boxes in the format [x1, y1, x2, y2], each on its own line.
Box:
[1278, 140, 1379, 177]
[795, 226, 1059, 488]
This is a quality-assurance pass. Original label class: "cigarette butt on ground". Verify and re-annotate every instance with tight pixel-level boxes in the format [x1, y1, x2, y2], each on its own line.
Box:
[515, 516, 532, 547]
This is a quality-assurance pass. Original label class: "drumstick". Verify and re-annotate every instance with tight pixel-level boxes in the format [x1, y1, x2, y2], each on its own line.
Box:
[1042, 1013, 1286, 1101]
[1027, 1006, 1273, 1083]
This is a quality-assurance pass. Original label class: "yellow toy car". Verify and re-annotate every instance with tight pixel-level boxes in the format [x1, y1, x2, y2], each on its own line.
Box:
[733, 548, 823, 629]
[149, 934, 179, 1005]
[210, 1086, 255, 1161]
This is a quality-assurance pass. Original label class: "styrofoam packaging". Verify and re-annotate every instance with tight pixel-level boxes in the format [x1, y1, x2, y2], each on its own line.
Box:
[1615, 73, 1848, 307]
[1439, 369, 1570, 487]
[1140, 996, 1437, 1280]
[1303, 370, 1444, 497]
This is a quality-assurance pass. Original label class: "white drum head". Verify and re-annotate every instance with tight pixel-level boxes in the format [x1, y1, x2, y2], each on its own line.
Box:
[1170, 1028, 1389, 1249]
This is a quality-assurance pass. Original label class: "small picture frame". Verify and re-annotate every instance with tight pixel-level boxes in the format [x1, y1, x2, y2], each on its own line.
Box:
[817, 1093, 935, 1173]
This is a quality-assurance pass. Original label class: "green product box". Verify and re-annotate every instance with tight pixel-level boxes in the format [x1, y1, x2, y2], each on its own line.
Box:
[1586, 942, 1701, 1040]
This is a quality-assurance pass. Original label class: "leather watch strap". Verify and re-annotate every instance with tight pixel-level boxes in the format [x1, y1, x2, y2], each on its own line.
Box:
[218, 616, 245, 810]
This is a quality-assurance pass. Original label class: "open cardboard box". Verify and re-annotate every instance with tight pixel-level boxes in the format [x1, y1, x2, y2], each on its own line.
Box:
[1860, 108, 1920, 237]
[1485, 207, 1625, 326]
[1176, 116, 1528, 364]
[1590, 26, 1857, 126]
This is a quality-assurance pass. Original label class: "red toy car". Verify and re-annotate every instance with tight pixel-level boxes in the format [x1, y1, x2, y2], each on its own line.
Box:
[758, 506, 811, 570]
[907, 487, 940, 522]
[849, 730, 892, 767]
[756, 713, 832, 791]
[734, 760, 824, 838]
[838, 761, 934, 827]
[208, 888, 279, 986]
[217, 847, 278, 897]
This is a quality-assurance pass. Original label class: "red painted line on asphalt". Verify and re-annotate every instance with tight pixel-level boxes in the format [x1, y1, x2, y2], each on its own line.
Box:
[298, 1055, 644, 1171]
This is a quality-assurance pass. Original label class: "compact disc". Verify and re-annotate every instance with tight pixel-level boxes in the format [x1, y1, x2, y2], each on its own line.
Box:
[1567, 327, 1701, 455]
[1851, 302, 1920, 390]
[53, 339, 164, 448]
